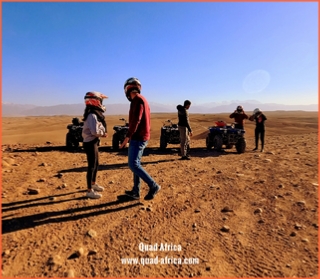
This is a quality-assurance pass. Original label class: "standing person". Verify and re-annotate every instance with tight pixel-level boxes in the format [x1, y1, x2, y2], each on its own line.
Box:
[177, 100, 193, 160]
[120, 77, 161, 201]
[249, 108, 267, 152]
[82, 91, 108, 199]
[229, 105, 248, 129]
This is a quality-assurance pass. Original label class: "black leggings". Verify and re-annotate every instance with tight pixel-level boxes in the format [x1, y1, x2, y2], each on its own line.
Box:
[255, 128, 265, 149]
[83, 138, 99, 190]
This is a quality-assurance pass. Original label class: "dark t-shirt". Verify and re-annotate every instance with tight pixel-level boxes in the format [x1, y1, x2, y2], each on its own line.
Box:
[254, 113, 267, 130]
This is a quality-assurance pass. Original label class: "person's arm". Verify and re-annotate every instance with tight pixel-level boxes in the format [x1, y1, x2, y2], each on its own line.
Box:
[87, 114, 105, 137]
[230, 112, 236, 118]
[248, 115, 255, 121]
[125, 103, 144, 139]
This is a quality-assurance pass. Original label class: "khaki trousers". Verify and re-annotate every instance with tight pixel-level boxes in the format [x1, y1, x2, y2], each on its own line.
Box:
[178, 126, 190, 157]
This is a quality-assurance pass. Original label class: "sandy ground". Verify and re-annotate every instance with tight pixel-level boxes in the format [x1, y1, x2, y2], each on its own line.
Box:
[1, 111, 319, 278]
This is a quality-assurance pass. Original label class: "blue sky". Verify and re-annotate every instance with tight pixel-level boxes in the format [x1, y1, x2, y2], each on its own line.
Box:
[2, 1, 318, 107]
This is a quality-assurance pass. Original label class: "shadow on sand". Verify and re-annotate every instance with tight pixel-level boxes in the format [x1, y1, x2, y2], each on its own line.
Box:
[2, 191, 142, 234]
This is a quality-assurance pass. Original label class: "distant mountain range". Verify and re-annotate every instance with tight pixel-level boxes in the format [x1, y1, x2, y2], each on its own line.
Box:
[1, 101, 318, 116]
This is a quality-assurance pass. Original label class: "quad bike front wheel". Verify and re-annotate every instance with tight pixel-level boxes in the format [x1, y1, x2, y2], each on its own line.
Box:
[236, 138, 246, 154]
[160, 135, 167, 150]
[112, 134, 120, 150]
[213, 135, 223, 151]
[206, 135, 213, 150]
[66, 133, 79, 149]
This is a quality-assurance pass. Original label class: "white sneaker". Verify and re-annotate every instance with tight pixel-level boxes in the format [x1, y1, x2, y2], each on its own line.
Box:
[86, 190, 102, 199]
[92, 184, 104, 192]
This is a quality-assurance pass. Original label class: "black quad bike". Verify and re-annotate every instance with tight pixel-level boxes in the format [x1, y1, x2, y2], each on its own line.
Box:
[66, 117, 84, 149]
[160, 120, 181, 150]
[112, 118, 129, 150]
[206, 121, 246, 154]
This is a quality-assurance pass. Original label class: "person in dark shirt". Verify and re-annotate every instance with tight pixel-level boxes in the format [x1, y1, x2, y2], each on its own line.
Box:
[229, 105, 248, 130]
[249, 108, 267, 152]
[120, 77, 161, 201]
[177, 100, 193, 160]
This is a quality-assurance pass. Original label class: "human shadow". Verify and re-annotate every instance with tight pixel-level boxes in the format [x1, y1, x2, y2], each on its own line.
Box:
[2, 190, 87, 208]
[59, 158, 176, 173]
[2, 194, 142, 234]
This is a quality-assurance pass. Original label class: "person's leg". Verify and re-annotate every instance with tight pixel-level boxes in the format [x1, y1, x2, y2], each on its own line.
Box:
[83, 140, 102, 198]
[128, 140, 159, 193]
[83, 141, 95, 190]
[91, 140, 99, 184]
[253, 128, 259, 150]
[260, 129, 265, 151]
[178, 126, 187, 157]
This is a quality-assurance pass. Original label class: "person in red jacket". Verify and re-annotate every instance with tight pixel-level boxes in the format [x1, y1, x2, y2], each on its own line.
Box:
[229, 105, 248, 130]
[120, 77, 161, 201]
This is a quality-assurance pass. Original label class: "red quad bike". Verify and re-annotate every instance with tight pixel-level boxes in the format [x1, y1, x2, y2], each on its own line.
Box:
[206, 121, 246, 154]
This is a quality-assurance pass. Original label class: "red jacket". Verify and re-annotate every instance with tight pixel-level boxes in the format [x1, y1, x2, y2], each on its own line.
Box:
[229, 112, 248, 126]
[126, 94, 151, 141]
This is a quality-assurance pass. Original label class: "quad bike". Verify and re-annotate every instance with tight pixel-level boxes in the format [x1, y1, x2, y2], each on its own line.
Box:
[160, 119, 185, 151]
[112, 118, 129, 150]
[66, 117, 84, 149]
[206, 121, 246, 154]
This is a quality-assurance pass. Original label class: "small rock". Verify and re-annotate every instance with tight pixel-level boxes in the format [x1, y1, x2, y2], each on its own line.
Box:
[68, 247, 85, 259]
[294, 223, 303, 230]
[194, 209, 201, 213]
[264, 159, 272, 163]
[88, 250, 98, 256]
[297, 201, 306, 206]
[49, 197, 56, 201]
[216, 170, 222, 174]
[56, 173, 63, 178]
[221, 206, 233, 213]
[46, 141, 52, 144]
[254, 208, 263, 214]
[37, 178, 46, 182]
[47, 255, 63, 266]
[39, 163, 47, 167]
[301, 238, 309, 243]
[205, 267, 211, 271]
[221, 225, 230, 232]
[258, 219, 265, 224]
[27, 188, 40, 195]
[3, 250, 10, 256]
[290, 232, 297, 237]
[87, 229, 97, 238]
[312, 183, 318, 187]
[146, 207, 152, 212]
[266, 151, 274, 155]
[66, 269, 75, 278]
[192, 223, 197, 228]
[278, 184, 284, 188]
[109, 181, 115, 184]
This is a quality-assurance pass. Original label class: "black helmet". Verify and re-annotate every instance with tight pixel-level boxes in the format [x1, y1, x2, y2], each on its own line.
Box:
[72, 117, 80, 125]
[236, 105, 243, 112]
[124, 77, 141, 102]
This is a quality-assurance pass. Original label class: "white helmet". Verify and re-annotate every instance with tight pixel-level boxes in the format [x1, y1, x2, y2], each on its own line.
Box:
[253, 108, 261, 114]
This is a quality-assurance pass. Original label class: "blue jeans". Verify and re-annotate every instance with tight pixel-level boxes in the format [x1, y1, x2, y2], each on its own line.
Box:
[128, 140, 158, 194]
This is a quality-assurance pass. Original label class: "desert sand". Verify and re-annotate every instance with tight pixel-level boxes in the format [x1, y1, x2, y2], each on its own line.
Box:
[1, 111, 318, 278]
